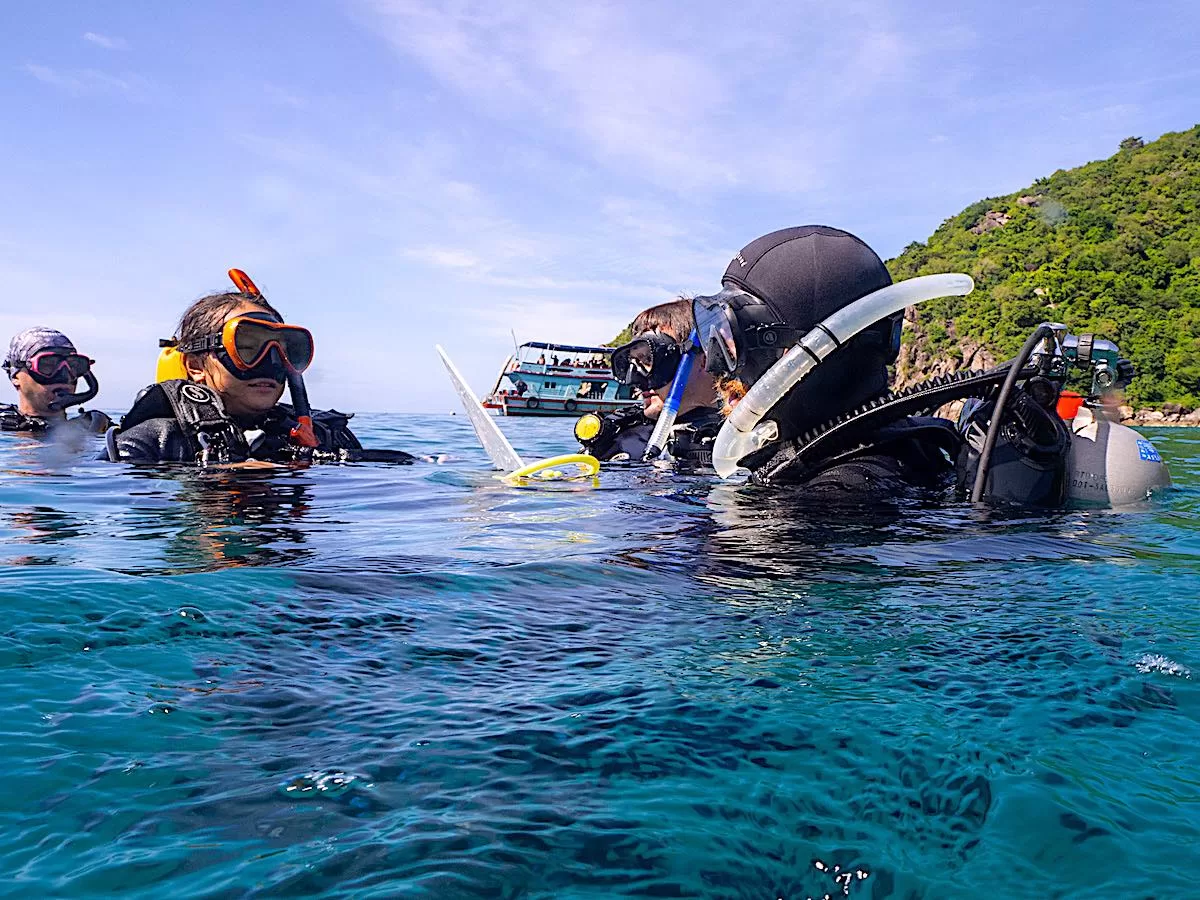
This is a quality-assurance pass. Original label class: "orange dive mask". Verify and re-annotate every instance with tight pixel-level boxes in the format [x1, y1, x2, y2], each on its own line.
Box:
[175, 315, 315, 373]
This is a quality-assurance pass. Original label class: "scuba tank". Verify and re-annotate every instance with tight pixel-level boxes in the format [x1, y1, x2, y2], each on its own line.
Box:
[1065, 406, 1171, 505]
[961, 324, 1169, 506]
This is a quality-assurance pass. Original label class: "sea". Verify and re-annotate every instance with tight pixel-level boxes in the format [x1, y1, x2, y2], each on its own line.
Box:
[0, 414, 1196, 898]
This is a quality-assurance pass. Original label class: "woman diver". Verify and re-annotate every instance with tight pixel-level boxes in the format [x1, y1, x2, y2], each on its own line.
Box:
[106, 270, 413, 465]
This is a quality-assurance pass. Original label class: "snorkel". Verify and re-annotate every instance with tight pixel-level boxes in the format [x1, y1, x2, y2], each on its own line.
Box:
[226, 268, 317, 448]
[710, 273, 974, 478]
[642, 329, 699, 461]
[46, 370, 99, 412]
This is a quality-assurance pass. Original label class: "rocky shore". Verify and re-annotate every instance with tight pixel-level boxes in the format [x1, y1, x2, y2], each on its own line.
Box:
[893, 326, 1200, 427]
[1121, 404, 1200, 426]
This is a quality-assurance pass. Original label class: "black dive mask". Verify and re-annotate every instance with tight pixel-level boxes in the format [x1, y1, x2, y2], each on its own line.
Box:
[691, 286, 798, 379]
[610, 331, 683, 391]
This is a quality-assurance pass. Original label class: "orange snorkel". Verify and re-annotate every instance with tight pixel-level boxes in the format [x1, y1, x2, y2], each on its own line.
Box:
[227, 268, 319, 449]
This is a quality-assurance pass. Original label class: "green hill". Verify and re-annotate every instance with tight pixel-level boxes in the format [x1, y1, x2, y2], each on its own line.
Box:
[889, 125, 1200, 408]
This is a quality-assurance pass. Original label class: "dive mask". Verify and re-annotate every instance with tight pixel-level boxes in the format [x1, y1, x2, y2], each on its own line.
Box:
[691, 287, 797, 378]
[176, 314, 315, 374]
[20, 351, 94, 386]
[610, 331, 683, 391]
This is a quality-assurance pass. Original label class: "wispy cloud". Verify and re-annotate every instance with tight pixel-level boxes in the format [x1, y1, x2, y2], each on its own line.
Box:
[83, 32, 128, 50]
[358, 0, 927, 196]
[23, 63, 143, 97]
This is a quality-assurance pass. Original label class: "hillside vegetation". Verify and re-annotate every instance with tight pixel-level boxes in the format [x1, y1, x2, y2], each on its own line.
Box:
[889, 126, 1200, 407]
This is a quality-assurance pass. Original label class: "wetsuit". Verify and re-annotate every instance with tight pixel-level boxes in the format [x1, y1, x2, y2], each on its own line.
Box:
[745, 416, 962, 492]
[0, 404, 111, 434]
[108, 380, 413, 465]
[582, 405, 723, 464]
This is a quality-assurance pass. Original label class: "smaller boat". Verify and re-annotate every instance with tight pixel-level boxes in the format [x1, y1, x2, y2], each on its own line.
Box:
[483, 342, 637, 417]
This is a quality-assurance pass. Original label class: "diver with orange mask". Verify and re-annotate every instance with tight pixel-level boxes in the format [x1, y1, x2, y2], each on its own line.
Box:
[105, 270, 413, 465]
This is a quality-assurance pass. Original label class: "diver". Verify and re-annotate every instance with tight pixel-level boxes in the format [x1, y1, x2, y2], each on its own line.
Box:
[691, 225, 1169, 506]
[690, 226, 961, 493]
[2, 327, 110, 433]
[575, 298, 722, 465]
[106, 270, 415, 466]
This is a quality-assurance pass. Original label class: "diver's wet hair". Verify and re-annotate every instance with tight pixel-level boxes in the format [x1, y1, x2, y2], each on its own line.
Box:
[632, 297, 693, 343]
[177, 291, 283, 362]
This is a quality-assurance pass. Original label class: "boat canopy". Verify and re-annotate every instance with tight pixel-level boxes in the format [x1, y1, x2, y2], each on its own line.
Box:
[519, 341, 613, 355]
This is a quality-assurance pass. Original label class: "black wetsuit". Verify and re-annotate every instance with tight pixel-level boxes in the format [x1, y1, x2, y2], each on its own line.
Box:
[0, 404, 111, 434]
[108, 381, 414, 465]
[748, 417, 962, 493]
[583, 405, 723, 464]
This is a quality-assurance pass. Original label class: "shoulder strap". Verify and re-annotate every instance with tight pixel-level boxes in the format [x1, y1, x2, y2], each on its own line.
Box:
[748, 369, 1014, 480]
[119, 381, 249, 463]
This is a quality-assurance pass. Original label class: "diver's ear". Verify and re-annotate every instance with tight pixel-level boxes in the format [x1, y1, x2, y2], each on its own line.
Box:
[183, 353, 209, 384]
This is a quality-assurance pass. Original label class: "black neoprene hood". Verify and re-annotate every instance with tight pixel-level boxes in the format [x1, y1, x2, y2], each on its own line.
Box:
[721, 225, 892, 332]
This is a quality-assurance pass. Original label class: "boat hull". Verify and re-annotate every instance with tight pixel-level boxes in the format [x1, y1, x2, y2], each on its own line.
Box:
[483, 396, 633, 417]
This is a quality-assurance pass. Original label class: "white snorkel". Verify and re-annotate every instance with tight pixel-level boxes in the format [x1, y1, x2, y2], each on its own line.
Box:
[710, 273, 975, 478]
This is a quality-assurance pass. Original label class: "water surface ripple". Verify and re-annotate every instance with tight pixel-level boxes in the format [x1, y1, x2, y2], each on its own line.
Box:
[0, 416, 1196, 898]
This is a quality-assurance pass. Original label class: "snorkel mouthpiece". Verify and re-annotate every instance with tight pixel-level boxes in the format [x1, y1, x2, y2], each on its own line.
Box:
[643, 330, 698, 461]
[711, 273, 975, 477]
[46, 370, 100, 412]
[285, 369, 319, 448]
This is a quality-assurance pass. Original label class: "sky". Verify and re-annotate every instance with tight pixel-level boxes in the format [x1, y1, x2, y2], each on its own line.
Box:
[3, 0, 1199, 412]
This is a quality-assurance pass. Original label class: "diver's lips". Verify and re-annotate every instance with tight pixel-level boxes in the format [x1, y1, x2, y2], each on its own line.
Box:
[246, 379, 282, 390]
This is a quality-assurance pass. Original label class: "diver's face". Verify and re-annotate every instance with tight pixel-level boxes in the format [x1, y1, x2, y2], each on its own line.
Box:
[188, 302, 286, 418]
[12, 368, 75, 419]
[645, 353, 717, 418]
[641, 389, 665, 420]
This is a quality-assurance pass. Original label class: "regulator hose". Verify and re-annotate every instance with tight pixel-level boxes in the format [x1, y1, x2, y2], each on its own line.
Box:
[970, 324, 1057, 504]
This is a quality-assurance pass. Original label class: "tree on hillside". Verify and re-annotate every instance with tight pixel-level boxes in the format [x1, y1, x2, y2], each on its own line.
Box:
[1119, 136, 1145, 151]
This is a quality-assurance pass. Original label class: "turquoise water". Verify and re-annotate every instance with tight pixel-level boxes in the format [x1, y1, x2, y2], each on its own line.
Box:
[0, 415, 1196, 898]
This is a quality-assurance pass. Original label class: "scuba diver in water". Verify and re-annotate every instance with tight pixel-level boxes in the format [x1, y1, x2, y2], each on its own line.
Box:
[691, 225, 1169, 506]
[106, 270, 414, 466]
[575, 298, 722, 466]
[2, 327, 110, 433]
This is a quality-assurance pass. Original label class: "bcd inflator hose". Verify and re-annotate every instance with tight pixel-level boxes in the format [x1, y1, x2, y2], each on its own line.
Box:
[970, 324, 1057, 504]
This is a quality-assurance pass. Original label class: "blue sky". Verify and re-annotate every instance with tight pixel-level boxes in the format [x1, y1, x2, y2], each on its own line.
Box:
[4, 1, 1199, 412]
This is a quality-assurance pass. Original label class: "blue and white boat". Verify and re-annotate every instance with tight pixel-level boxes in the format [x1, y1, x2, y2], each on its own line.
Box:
[483, 342, 637, 417]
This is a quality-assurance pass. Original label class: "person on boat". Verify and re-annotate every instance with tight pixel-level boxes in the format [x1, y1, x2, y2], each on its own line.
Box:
[577, 298, 721, 464]
[105, 271, 414, 466]
[691, 225, 961, 492]
[2, 327, 110, 433]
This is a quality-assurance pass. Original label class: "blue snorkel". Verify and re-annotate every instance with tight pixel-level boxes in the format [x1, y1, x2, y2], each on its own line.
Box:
[642, 329, 699, 461]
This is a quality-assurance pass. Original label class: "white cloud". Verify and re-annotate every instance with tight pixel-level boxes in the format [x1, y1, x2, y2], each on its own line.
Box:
[407, 246, 482, 270]
[23, 63, 141, 97]
[83, 32, 129, 50]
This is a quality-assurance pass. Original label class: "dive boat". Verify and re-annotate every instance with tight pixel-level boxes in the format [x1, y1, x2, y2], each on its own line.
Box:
[483, 342, 638, 417]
